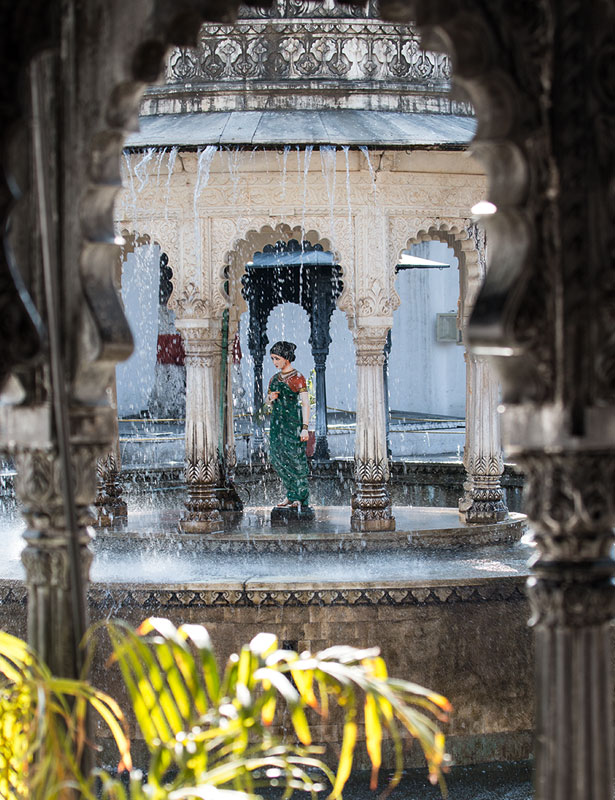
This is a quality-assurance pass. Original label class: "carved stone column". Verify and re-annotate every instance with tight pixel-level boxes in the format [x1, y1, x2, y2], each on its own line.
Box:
[522, 452, 615, 800]
[247, 315, 268, 462]
[217, 317, 243, 517]
[458, 351, 507, 523]
[94, 380, 127, 527]
[311, 348, 330, 461]
[351, 326, 395, 532]
[14, 444, 96, 677]
[383, 329, 392, 458]
[177, 324, 223, 533]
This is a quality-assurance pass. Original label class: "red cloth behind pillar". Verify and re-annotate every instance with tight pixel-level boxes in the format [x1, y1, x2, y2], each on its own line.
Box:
[157, 334, 185, 366]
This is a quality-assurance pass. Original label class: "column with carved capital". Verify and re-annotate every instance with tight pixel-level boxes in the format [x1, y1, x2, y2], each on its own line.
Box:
[177, 324, 223, 533]
[351, 326, 395, 532]
[94, 380, 127, 527]
[14, 444, 96, 677]
[521, 452, 615, 800]
[458, 351, 507, 523]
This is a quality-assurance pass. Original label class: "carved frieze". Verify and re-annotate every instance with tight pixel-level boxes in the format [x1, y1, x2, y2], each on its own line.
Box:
[166, 22, 452, 89]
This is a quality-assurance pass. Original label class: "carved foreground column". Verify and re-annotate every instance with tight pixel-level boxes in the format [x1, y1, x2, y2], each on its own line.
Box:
[522, 453, 615, 800]
[351, 326, 395, 532]
[177, 324, 223, 533]
[459, 352, 507, 523]
[15, 445, 96, 677]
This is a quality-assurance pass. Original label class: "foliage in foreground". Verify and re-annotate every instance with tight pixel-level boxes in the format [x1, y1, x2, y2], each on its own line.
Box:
[0, 618, 452, 799]
[95, 618, 452, 799]
[0, 630, 130, 799]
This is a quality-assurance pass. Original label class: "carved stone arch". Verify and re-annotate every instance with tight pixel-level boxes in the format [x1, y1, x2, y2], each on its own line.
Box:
[389, 216, 478, 329]
[117, 224, 181, 300]
[218, 219, 350, 322]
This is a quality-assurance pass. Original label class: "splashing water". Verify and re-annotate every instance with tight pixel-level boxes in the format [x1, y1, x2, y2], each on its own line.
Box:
[359, 146, 378, 205]
[301, 145, 313, 245]
[320, 146, 337, 250]
[193, 145, 218, 266]
[164, 146, 178, 220]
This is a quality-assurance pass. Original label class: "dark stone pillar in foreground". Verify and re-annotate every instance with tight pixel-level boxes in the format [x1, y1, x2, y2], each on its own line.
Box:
[15, 445, 96, 677]
[523, 453, 615, 800]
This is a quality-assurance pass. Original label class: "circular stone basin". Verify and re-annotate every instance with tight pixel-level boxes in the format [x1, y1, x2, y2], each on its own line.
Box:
[0, 493, 535, 765]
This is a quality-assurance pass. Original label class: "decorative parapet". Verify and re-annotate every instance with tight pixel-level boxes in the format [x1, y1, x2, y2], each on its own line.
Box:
[167, 21, 451, 87]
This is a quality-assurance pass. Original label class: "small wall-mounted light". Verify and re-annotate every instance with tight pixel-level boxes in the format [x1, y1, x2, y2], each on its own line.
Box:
[470, 201, 497, 216]
[114, 235, 126, 246]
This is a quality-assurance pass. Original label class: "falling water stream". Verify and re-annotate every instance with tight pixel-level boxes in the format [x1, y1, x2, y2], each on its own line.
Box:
[341, 145, 353, 230]
[301, 145, 313, 243]
[320, 145, 337, 250]
[359, 145, 378, 204]
[193, 145, 218, 264]
[164, 146, 179, 219]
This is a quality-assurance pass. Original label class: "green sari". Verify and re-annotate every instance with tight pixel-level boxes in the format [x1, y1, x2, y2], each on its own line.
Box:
[268, 370, 309, 505]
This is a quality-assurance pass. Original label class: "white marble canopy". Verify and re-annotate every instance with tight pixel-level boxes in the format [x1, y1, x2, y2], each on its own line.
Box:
[125, 110, 476, 147]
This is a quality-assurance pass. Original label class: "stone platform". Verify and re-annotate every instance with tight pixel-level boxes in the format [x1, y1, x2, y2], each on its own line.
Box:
[94, 503, 527, 556]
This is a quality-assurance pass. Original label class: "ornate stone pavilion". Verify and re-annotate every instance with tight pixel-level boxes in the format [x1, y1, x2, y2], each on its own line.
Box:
[113, 0, 505, 533]
[0, 1, 613, 798]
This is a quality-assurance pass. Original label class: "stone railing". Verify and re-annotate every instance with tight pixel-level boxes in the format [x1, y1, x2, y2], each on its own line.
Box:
[166, 20, 451, 87]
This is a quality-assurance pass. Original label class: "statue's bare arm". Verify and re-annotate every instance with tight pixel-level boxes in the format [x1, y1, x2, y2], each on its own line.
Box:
[299, 391, 310, 441]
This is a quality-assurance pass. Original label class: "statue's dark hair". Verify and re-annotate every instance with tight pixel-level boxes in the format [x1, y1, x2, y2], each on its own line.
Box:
[270, 340, 296, 362]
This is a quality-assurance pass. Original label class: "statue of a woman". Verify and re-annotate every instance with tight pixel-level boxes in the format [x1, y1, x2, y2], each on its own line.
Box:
[266, 341, 310, 509]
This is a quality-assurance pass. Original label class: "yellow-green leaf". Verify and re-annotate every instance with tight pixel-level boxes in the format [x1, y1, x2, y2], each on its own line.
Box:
[329, 717, 357, 798]
[290, 668, 318, 710]
[364, 694, 382, 789]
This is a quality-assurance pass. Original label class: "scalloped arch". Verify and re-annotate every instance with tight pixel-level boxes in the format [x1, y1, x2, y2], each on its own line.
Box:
[390, 218, 480, 326]
[223, 220, 348, 321]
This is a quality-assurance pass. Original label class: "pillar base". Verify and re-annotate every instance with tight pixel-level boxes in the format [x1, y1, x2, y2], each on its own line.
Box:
[458, 481, 508, 524]
[179, 513, 224, 534]
[95, 454, 127, 528]
[351, 470, 395, 532]
[95, 497, 128, 528]
[217, 483, 244, 513]
[350, 513, 396, 532]
[312, 436, 330, 462]
[180, 483, 224, 534]
[458, 499, 508, 524]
